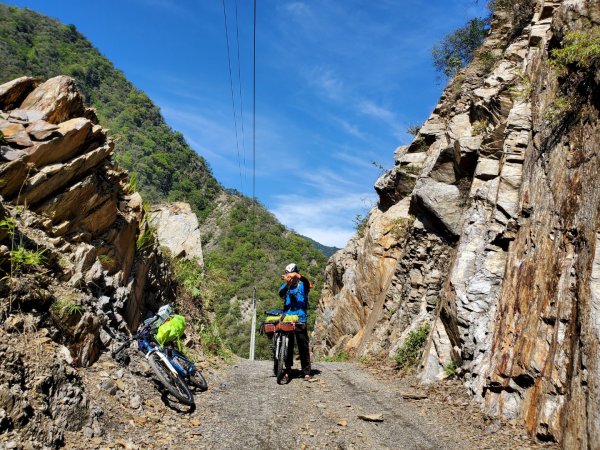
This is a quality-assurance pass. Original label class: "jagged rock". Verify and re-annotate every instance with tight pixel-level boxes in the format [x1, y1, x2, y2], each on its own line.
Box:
[374, 168, 417, 211]
[0, 118, 93, 199]
[148, 202, 204, 264]
[21, 143, 112, 205]
[316, 1, 600, 445]
[19, 75, 84, 124]
[26, 119, 59, 140]
[429, 146, 458, 184]
[397, 152, 427, 167]
[412, 178, 464, 239]
[0, 121, 32, 147]
[0, 74, 179, 446]
[0, 76, 37, 110]
[28, 117, 92, 166]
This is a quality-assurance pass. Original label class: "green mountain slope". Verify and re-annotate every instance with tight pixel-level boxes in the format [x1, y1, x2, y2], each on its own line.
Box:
[301, 235, 339, 259]
[0, 4, 219, 217]
[0, 4, 327, 357]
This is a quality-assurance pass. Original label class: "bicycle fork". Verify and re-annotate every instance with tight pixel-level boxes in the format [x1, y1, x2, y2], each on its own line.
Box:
[146, 348, 179, 376]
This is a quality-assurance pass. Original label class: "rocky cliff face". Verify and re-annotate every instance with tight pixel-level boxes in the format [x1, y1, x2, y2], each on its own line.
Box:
[0, 75, 176, 447]
[314, 0, 599, 445]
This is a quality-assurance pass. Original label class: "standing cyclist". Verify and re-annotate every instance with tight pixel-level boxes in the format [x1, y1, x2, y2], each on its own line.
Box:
[279, 263, 312, 381]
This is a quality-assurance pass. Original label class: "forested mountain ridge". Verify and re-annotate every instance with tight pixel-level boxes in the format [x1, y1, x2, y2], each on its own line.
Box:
[0, 3, 219, 215]
[0, 3, 327, 356]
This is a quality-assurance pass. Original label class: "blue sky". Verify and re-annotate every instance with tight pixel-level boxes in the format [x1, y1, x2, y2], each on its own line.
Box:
[5, 0, 487, 247]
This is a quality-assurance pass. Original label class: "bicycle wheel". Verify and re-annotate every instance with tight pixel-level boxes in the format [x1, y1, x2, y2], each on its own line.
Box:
[276, 334, 288, 384]
[171, 354, 208, 392]
[148, 352, 194, 405]
[272, 339, 278, 376]
[188, 368, 208, 391]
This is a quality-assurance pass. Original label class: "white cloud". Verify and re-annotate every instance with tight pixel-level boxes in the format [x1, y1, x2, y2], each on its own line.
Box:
[332, 152, 379, 171]
[285, 2, 312, 19]
[333, 117, 368, 141]
[308, 66, 344, 101]
[358, 100, 395, 122]
[299, 226, 354, 249]
[271, 192, 375, 247]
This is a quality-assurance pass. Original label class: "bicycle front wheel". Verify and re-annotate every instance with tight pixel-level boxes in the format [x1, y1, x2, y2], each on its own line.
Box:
[148, 352, 194, 405]
[276, 334, 288, 384]
[271, 338, 278, 376]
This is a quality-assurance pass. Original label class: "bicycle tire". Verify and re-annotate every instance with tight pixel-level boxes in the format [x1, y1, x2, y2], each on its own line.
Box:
[188, 369, 208, 391]
[170, 353, 208, 392]
[276, 334, 288, 384]
[148, 352, 194, 405]
[272, 339, 278, 376]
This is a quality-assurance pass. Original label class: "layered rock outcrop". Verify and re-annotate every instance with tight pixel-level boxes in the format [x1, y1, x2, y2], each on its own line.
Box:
[314, 0, 599, 445]
[0, 76, 176, 446]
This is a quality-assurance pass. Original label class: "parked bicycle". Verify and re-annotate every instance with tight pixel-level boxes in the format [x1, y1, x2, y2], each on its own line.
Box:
[261, 310, 304, 384]
[112, 316, 207, 406]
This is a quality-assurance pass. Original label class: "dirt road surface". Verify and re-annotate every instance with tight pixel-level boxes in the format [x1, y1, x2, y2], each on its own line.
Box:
[62, 355, 556, 449]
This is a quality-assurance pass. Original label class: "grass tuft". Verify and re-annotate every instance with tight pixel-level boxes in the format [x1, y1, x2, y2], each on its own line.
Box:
[395, 323, 430, 369]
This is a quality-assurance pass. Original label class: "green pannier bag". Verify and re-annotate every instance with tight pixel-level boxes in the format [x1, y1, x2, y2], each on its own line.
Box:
[265, 314, 282, 323]
[155, 314, 186, 349]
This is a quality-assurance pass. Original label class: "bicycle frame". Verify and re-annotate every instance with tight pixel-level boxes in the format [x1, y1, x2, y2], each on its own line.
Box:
[134, 328, 194, 378]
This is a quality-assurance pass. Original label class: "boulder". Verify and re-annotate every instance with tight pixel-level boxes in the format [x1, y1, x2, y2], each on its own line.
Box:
[375, 168, 417, 212]
[19, 76, 84, 124]
[0, 76, 37, 110]
[412, 178, 464, 239]
[148, 202, 204, 264]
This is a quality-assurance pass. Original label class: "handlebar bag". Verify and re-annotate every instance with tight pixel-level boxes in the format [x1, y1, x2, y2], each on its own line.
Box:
[155, 314, 186, 349]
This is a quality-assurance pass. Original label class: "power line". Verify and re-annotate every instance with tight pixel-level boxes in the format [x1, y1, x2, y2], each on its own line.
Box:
[253, 0, 256, 208]
[221, 0, 245, 195]
[249, 0, 257, 362]
[233, 0, 248, 190]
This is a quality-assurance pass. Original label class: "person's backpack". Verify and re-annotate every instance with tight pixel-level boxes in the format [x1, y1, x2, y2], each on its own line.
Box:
[155, 314, 186, 349]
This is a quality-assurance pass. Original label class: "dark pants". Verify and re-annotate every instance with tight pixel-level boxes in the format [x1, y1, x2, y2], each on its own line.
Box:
[285, 326, 311, 376]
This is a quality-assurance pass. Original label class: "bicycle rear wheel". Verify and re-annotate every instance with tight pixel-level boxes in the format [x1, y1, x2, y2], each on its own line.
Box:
[188, 368, 208, 391]
[276, 334, 288, 384]
[172, 354, 208, 392]
[148, 352, 194, 405]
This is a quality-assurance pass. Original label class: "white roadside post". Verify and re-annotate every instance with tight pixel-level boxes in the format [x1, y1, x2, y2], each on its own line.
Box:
[249, 287, 256, 361]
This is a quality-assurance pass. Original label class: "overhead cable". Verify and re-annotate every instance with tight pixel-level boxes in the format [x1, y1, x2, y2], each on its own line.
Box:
[221, 0, 245, 195]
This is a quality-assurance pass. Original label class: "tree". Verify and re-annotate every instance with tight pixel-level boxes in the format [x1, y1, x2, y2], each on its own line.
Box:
[432, 18, 490, 78]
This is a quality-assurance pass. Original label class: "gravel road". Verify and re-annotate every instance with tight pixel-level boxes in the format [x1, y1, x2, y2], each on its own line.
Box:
[63, 355, 555, 450]
[198, 359, 459, 449]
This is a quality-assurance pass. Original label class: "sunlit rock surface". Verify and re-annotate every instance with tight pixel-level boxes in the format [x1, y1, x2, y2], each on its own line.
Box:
[314, 0, 600, 445]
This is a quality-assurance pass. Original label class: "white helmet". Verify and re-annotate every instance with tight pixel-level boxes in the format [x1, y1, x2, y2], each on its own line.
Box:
[285, 263, 298, 274]
[157, 304, 173, 322]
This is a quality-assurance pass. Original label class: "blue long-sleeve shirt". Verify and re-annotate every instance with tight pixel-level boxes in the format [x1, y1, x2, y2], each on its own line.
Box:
[278, 276, 310, 323]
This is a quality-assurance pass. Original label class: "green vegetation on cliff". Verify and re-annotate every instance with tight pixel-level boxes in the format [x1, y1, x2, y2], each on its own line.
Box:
[0, 4, 327, 358]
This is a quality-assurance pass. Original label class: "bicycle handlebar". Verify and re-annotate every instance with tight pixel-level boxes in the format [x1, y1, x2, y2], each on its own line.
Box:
[111, 336, 135, 358]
